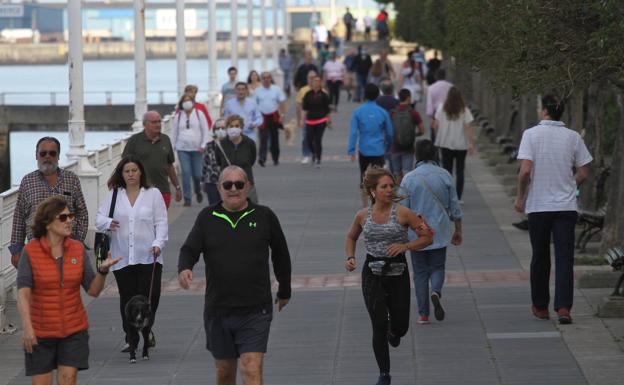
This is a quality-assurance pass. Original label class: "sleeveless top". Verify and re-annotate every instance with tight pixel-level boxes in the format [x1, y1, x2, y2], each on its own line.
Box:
[363, 204, 409, 258]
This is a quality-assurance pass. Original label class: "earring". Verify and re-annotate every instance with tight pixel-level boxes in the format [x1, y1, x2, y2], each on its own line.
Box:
[372, 192, 376, 198]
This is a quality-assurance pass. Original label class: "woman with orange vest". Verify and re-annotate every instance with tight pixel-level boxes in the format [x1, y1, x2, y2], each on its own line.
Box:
[16, 196, 119, 385]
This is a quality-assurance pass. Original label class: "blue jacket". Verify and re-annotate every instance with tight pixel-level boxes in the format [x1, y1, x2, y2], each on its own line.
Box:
[348, 101, 393, 156]
[400, 161, 462, 250]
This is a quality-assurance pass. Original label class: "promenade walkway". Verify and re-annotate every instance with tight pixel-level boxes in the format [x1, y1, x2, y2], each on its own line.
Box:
[1, 92, 623, 385]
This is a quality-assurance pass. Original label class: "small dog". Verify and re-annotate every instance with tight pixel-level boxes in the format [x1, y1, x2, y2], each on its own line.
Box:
[124, 295, 152, 363]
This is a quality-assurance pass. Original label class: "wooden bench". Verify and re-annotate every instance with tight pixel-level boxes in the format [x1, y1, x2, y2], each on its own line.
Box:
[605, 247, 624, 296]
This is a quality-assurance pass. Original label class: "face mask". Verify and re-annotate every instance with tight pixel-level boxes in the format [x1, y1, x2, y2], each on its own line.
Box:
[227, 127, 242, 138]
[182, 101, 194, 111]
[214, 129, 227, 139]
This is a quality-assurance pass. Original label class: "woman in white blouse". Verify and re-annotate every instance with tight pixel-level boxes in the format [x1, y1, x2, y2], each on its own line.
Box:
[96, 155, 168, 352]
[171, 93, 211, 206]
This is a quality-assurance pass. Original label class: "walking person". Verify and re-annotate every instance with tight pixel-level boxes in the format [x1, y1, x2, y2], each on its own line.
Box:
[389, 89, 425, 183]
[426, 69, 453, 131]
[352, 46, 373, 102]
[302, 75, 332, 168]
[514, 95, 592, 324]
[172, 93, 211, 206]
[345, 167, 433, 385]
[216, 115, 259, 203]
[183, 84, 213, 128]
[254, 72, 286, 167]
[343, 48, 357, 101]
[178, 165, 292, 385]
[296, 70, 318, 164]
[223, 82, 263, 142]
[322, 51, 346, 111]
[247, 70, 262, 97]
[398, 53, 424, 106]
[278, 49, 294, 97]
[433, 87, 475, 202]
[312, 19, 329, 52]
[348, 83, 394, 207]
[201, 118, 227, 205]
[96, 156, 168, 351]
[10, 136, 89, 268]
[343, 7, 354, 41]
[220, 66, 239, 115]
[401, 139, 463, 324]
[122, 111, 182, 209]
[293, 49, 319, 91]
[17, 196, 119, 385]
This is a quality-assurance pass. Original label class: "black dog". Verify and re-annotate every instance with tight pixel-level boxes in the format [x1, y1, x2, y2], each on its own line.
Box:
[124, 295, 152, 363]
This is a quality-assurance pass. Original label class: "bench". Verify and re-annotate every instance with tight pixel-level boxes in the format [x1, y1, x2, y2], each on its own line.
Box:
[576, 205, 607, 253]
[604, 247, 624, 296]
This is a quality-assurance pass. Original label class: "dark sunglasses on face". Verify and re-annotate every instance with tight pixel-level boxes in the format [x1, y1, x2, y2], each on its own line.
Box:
[56, 213, 76, 222]
[222, 180, 246, 190]
[39, 150, 58, 158]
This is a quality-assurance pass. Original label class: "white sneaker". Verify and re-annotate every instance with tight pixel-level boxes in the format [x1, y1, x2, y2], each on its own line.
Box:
[301, 156, 311, 164]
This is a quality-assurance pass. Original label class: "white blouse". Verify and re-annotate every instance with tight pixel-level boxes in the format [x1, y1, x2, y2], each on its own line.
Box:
[95, 187, 168, 272]
[171, 108, 211, 152]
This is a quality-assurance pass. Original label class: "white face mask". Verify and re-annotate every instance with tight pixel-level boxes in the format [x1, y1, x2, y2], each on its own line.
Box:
[227, 127, 242, 139]
[182, 101, 194, 111]
[214, 128, 227, 139]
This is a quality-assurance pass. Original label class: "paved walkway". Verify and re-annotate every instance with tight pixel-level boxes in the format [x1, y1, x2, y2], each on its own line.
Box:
[1, 90, 624, 384]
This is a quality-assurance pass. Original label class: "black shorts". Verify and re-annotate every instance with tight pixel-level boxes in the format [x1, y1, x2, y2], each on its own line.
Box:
[25, 330, 89, 376]
[204, 305, 273, 360]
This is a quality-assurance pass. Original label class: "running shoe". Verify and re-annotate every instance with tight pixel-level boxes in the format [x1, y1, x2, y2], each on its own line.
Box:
[387, 332, 400, 347]
[375, 373, 391, 385]
[431, 292, 445, 321]
[557, 308, 572, 324]
[417, 315, 429, 324]
[531, 305, 550, 320]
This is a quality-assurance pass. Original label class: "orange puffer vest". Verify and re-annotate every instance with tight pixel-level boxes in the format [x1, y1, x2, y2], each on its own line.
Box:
[25, 237, 89, 338]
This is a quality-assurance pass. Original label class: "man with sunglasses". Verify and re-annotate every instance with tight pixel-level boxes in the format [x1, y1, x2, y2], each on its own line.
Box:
[9, 137, 89, 268]
[178, 165, 291, 385]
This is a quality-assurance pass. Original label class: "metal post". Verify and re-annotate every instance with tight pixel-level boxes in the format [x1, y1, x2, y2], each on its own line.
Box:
[330, 0, 336, 27]
[271, 0, 278, 68]
[208, 0, 219, 114]
[259, 0, 267, 71]
[132, 0, 147, 132]
[230, 0, 238, 68]
[282, 0, 288, 50]
[247, 0, 254, 70]
[176, 0, 187, 96]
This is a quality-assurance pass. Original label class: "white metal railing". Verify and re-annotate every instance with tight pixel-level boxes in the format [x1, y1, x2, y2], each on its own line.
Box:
[0, 114, 174, 325]
[0, 91, 180, 106]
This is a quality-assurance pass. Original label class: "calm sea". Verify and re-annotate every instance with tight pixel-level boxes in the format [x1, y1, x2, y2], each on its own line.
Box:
[2, 57, 274, 187]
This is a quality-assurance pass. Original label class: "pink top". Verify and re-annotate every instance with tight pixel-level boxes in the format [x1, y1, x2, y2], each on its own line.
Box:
[426, 80, 453, 118]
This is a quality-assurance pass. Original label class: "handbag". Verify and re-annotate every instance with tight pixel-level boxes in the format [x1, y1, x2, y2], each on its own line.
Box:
[94, 188, 118, 269]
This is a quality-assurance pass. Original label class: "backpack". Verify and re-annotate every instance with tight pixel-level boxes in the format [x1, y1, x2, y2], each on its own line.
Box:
[391, 108, 416, 151]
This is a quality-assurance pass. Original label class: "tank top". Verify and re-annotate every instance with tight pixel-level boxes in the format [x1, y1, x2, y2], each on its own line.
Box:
[363, 204, 409, 258]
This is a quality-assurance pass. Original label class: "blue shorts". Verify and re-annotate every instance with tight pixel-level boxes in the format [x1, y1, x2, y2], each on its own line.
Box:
[204, 305, 273, 359]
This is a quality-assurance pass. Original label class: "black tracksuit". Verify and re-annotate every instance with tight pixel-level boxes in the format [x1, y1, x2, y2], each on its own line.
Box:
[178, 201, 291, 312]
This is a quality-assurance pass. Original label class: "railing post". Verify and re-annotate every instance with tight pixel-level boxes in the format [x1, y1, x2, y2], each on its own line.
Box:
[106, 91, 112, 105]
[51, 92, 56, 106]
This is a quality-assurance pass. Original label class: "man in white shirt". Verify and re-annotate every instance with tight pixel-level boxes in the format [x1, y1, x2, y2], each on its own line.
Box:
[220, 66, 238, 115]
[313, 19, 329, 51]
[514, 94, 592, 325]
[223, 82, 263, 141]
[425, 69, 453, 136]
[323, 51, 346, 111]
[254, 72, 286, 166]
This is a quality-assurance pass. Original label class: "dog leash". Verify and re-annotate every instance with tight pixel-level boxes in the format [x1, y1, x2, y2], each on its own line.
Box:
[147, 250, 158, 306]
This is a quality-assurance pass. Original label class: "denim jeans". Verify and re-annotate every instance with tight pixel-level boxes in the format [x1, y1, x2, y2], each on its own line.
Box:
[528, 211, 577, 311]
[204, 182, 220, 205]
[389, 153, 414, 177]
[410, 247, 447, 316]
[301, 125, 311, 157]
[355, 72, 367, 102]
[177, 150, 202, 204]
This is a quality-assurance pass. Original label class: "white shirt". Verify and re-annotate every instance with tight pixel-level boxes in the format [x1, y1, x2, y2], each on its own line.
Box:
[254, 85, 286, 114]
[313, 24, 328, 43]
[171, 108, 211, 151]
[517, 120, 593, 214]
[323, 60, 345, 81]
[95, 187, 168, 271]
[434, 107, 473, 150]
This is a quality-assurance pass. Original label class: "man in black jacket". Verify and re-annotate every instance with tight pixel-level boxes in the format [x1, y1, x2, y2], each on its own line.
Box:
[178, 165, 291, 385]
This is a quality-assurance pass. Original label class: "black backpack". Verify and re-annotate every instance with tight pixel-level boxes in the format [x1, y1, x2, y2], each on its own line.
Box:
[391, 108, 416, 151]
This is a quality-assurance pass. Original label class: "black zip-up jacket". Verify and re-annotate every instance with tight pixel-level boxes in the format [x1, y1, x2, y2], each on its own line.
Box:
[178, 201, 291, 312]
[216, 136, 257, 183]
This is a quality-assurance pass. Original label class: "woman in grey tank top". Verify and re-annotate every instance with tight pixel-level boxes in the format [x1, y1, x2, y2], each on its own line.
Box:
[345, 167, 433, 385]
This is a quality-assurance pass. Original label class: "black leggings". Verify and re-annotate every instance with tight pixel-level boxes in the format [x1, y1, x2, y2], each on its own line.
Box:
[361, 254, 411, 374]
[113, 263, 163, 338]
[326, 80, 343, 107]
[440, 147, 467, 199]
[305, 122, 327, 163]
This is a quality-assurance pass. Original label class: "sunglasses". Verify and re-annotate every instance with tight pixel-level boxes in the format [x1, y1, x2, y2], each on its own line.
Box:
[39, 150, 58, 157]
[56, 213, 76, 222]
[222, 180, 246, 190]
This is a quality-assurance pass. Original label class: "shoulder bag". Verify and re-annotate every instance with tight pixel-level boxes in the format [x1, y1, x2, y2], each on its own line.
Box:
[93, 188, 118, 269]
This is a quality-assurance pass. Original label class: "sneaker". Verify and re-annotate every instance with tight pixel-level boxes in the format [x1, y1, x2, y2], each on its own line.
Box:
[258, 159, 266, 167]
[531, 305, 550, 320]
[315, 161, 321, 169]
[148, 331, 156, 347]
[301, 156, 311, 164]
[557, 308, 572, 324]
[512, 219, 529, 231]
[387, 332, 400, 348]
[417, 315, 429, 324]
[196, 192, 203, 204]
[458, 199, 465, 205]
[121, 342, 130, 353]
[375, 373, 391, 385]
[183, 201, 191, 207]
[431, 292, 445, 321]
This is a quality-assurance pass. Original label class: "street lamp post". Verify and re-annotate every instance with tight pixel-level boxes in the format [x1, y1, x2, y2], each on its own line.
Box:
[282, 0, 288, 51]
[230, 0, 239, 68]
[132, 0, 147, 132]
[176, 0, 187, 96]
[247, 0, 254, 70]
[207, 0, 219, 117]
[260, 0, 267, 71]
[272, 0, 278, 66]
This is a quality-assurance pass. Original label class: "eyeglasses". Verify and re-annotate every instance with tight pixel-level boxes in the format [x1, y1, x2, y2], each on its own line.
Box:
[38, 150, 58, 157]
[222, 180, 246, 190]
[56, 213, 76, 222]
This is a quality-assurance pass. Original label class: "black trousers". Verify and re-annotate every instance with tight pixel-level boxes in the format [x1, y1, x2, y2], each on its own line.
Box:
[326, 80, 343, 107]
[361, 254, 411, 374]
[305, 122, 327, 163]
[258, 118, 280, 164]
[113, 263, 163, 338]
[440, 147, 467, 199]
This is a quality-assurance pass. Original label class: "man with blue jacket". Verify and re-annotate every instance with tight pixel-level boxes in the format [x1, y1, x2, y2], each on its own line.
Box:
[348, 83, 393, 206]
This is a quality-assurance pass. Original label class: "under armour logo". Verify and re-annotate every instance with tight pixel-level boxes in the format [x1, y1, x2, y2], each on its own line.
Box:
[249, 222, 257, 228]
